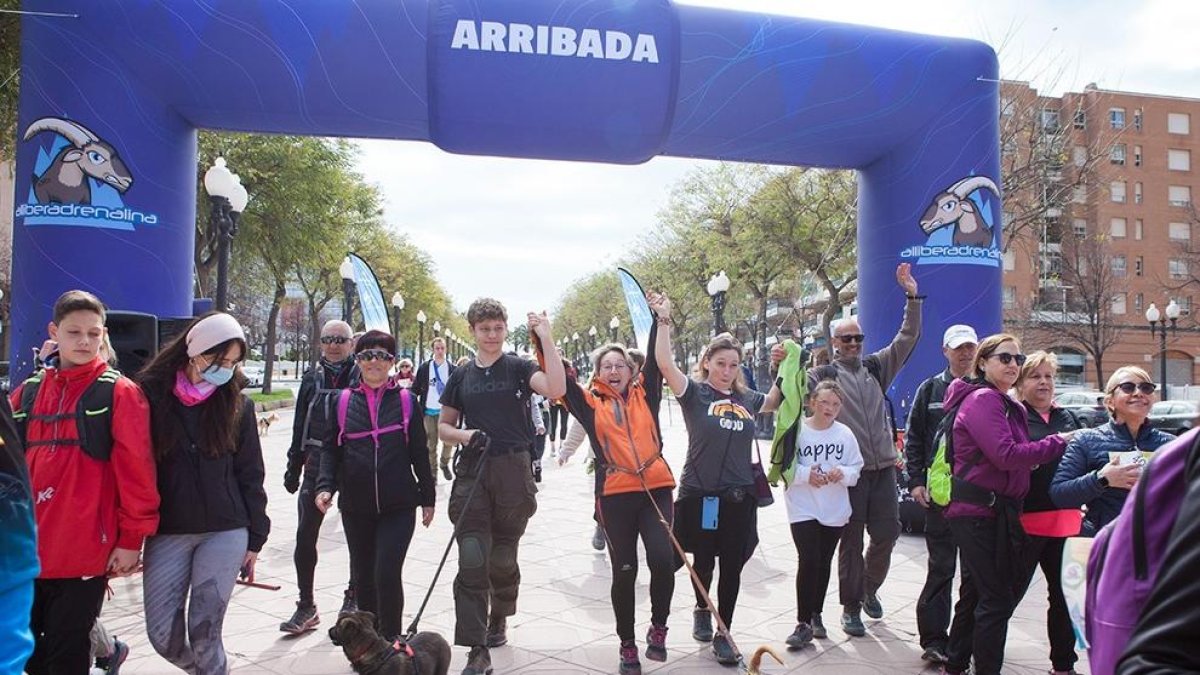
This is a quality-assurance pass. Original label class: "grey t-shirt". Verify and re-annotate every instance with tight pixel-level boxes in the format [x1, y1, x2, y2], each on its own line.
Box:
[676, 380, 766, 499]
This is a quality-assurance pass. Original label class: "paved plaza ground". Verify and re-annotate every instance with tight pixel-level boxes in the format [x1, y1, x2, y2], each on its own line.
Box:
[99, 401, 1088, 674]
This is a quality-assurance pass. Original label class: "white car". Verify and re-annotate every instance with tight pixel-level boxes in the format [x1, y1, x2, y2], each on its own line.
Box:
[242, 366, 264, 388]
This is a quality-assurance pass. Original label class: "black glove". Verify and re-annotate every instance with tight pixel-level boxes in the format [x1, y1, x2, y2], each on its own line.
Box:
[465, 430, 491, 454]
[283, 467, 300, 494]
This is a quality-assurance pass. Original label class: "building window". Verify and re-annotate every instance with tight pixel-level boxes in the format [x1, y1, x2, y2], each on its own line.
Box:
[1170, 222, 1192, 241]
[1073, 109, 1086, 129]
[1072, 145, 1087, 167]
[1112, 256, 1127, 276]
[1073, 218, 1088, 237]
[1134, 182, 1143, 204]
[1111, 217, 1128, 237]
[1041, 108, 1060, 132]
[1134, 145, 1143, 167]
[1170, 185, 1192, 207]
[1170, 259, 1188, 280]
[1169, 149, 1192, 172]
[1073, 185, 1087, 204]
[1111, 144, 1126, 165]
[1003, 286, 1016, 309]
[1001, 97, 1015, 117]
[1112, 293, 1127, 315]
[1135, 293, 1144, 312]
[1135, 256, 1144, 276]
[1111, 181, 1127, 203]
[1134, 109, 1143, 131]
[1135, 219, 1144, 240]
[1002, 250, 1016, 271]
[1110, 108, 1126, 129]
[1168, 112, 1191, 135]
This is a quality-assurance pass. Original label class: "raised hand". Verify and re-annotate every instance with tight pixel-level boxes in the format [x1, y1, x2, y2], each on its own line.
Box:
[896, 263, 918, 296]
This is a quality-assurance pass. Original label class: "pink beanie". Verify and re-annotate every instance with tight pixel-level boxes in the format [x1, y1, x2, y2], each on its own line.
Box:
[186, 313, 246, 357]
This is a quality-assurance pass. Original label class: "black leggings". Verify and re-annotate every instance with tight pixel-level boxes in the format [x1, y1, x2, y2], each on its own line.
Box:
[790, 520, 843, 622]
[686, 496, 757, 629]
[342, 508, 417, 640]
[597, 488, 675, 641]
[548, 404, 569, 441]
[533, 411, 549, 462]
[296, 474, 354, 604]
[1015, 535, 1078, 672]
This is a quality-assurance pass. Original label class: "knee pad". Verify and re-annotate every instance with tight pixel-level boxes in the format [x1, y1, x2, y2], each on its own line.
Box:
[460, 536, 485, 570]
[492, 542, 517, 571]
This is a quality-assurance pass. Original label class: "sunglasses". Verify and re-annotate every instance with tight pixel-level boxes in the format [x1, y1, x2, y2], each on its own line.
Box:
[320, 336, 351, 345]
[1112, 381, 1157, 395]
[355, 349, 395, 363]
[990, 352, 1027, 366]
[836, 334, 865, 344]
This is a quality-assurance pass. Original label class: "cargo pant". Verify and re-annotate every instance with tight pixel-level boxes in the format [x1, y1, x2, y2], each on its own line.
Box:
[449, 449, 538, 647]
[838, 466, 901, 613]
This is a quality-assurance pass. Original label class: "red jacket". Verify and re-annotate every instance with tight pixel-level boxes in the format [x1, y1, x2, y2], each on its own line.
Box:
[11, 358, 160, 578]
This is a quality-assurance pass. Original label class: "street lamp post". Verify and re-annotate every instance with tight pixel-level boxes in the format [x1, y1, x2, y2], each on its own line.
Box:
[609, 316, 619, 343]
[707, 270, 730, 335]
[339, 257, 356, 325]
[416, 310, 427, 364]
[391, 292, 405, 352]
[588, 325, 598, 351]
[203, 158, 248, 311]
[433, 320, 442, 338]
[1146, 300, 1182, 394]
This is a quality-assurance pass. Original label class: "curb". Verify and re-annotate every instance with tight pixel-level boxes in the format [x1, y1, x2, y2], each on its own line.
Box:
[254, 399, 295, 413]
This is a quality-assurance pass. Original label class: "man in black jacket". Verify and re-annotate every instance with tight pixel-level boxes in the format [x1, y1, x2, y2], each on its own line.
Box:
[280, 319, 359, 634]
[904, 324, 977, 665]
[413, 337, 456, 482]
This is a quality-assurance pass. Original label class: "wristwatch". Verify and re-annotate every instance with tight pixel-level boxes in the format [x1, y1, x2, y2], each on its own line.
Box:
[1094, 469, 1110, 487]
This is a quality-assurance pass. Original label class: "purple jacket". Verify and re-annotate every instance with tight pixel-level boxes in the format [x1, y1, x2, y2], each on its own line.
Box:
[943, 378, 1067, 519]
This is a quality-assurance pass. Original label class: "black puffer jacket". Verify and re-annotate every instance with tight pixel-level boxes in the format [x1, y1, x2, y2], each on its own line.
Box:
[317, 383, 434, 514]
[155, 396, 271, 552]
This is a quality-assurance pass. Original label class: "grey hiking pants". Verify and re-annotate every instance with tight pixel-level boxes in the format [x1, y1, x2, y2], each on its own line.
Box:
[143, 528, 247, 675]
[838, 466, 901, 612]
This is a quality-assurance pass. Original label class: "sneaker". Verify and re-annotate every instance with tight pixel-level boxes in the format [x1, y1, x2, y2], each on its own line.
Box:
[280, 602, 320, 634]
[785, 622, 813, 649]
[462, 646, 493, 675]
[939, 668, 965, 675]
[921, 645, 949, 664]
[810, 614, 827, 639]
[619, 639, 642, 675]
[441, 463, 453, 481]
[692, 608, 714, 642]
[533, 462, 543, 483]
[592, 524, 607, 551]
[485, 615, 507, 648]
[97, 638, 129, 674]
[841, 611, 866, 637]
[645, 623, 668, 662]
[862, 592, 883, 619]
[339, 590, 357, 616]
[711, 634, 737, 665]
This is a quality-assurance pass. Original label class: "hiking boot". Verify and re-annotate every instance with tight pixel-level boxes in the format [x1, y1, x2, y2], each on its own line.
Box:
[339, 590, 357, 616]
[485, 615, 507, 648]
[785, 622, 814, 649]
[591, 524, 606, 551]
[279, 602, 320, 634]
[841, 611, 866, 637]
[921, 645, 949, 664]
[96, 637, 129, 674]
[619, 639, 642, 675]
[862, 592, 883, 619]
[692, 608, 714, 642]
[645, 623, 668, 662]
[442, 463, 453, 481]
[711, 634, 737, 665]
[462, 646, 493, 675]
[811, 614, 827, 639]
[532, 460, 543, 483]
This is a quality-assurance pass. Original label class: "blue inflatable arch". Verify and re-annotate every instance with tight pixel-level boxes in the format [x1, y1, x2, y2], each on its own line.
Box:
[12, 0, 1002, 406]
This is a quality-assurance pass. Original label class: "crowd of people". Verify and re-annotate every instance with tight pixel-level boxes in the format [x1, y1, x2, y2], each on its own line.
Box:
[2, 274, 1199, 675]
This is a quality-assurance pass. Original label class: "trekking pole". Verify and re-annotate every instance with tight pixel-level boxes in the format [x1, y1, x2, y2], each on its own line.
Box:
[404, 450, 491, 641]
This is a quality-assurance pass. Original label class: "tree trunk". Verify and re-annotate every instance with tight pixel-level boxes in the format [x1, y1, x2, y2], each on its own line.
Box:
[308, 298, 322, 372]
[262, 281, 285, 395]
[1093, 355, 1105, 391]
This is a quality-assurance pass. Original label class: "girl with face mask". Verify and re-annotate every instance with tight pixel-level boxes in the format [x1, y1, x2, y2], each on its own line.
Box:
[135, 312, 270, 675]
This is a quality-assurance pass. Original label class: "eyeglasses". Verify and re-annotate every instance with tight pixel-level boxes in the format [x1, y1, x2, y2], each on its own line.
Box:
[1112, 381, 1156, 395]
[320, 336, 351, 345]
[989, 352, 1027, 366]
[599, 363, 629, 373]
[355, 349, 395, 363]
[836, 334, 865, 344]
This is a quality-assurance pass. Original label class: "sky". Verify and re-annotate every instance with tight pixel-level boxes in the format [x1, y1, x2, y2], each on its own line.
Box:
[355, 0, 1200, 318]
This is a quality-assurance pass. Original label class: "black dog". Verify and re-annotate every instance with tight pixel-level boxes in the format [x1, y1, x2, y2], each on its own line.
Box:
[330, 611, 452, 675]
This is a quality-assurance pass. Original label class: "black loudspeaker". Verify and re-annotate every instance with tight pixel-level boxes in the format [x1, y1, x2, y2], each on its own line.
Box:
[157, 317, 194, 351]
[106, 311, 158, 377]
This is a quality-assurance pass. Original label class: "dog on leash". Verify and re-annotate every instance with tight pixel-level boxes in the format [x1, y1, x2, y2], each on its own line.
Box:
[257, 412, 279, 436]
[330, 611, 451, 675]
[748, 644, 785, 674]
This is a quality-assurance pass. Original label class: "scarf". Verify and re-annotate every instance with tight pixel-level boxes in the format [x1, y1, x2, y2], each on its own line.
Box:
[174, 369, 218, 406]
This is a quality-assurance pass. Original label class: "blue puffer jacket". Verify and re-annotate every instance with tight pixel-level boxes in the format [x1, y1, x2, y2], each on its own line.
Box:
[1049, 420, 1175, 536]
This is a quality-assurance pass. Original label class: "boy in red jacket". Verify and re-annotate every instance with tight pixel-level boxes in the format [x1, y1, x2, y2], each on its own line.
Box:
[10, 290, 160, 674]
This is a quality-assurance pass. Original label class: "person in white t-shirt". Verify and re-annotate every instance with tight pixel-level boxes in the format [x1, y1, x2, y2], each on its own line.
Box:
[784, 380, 864, 649]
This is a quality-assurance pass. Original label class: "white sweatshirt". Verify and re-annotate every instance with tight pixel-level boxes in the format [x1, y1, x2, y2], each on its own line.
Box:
[784, 420, 864, 527]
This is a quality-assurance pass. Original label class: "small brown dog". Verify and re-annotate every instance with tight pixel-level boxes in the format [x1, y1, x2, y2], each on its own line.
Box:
[330, 611, 451, 675]
[257, 412, 279, 436]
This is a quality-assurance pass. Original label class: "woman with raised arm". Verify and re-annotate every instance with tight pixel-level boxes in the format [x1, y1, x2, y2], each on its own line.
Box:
[648, 291, 781, 666]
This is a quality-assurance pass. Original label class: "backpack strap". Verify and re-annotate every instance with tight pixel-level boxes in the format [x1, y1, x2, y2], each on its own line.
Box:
[337, 389, 352, 447]
[811, 364, 838, 383]
[12, 372, 45, 444]
[1132, 454, 1152, 579]
[399, 388, 413, 442]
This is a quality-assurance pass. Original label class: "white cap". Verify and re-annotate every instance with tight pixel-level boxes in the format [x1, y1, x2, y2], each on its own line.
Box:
[942, 324, 978, 349]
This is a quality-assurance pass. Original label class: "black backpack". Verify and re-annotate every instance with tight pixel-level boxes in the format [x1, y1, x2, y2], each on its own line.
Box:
[12, 367, 120, 462]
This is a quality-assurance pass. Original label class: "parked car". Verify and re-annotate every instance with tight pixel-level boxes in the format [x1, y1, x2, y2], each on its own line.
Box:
[1054, 389, 1108, 428]
[1149, 400, 1200, 436]
[241, 365, 264, 388]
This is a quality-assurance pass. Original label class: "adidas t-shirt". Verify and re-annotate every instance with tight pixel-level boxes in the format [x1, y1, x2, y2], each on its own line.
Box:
[440, 354, 539, 453]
